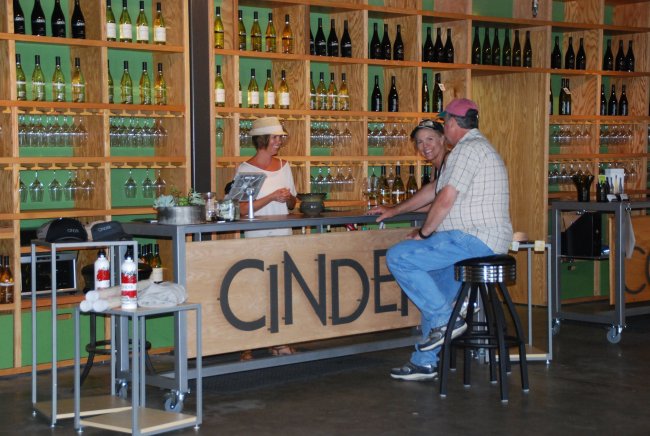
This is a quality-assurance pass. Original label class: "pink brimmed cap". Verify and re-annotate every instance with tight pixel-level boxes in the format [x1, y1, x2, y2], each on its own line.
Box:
[438, 98, 479, 118]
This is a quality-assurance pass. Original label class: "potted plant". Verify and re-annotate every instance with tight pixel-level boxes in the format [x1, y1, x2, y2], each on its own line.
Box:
[153, 188, 206, 224]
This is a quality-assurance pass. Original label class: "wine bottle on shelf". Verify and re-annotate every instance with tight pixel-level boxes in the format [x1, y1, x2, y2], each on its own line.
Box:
[316, 72, 327, 110]
[603, 39, 614, 70]
[119, 0, 133, 42]
[136, 0, 149, 43]
[561, 78, 572, 115]
[282, 15, 293, 54]
[150, 244, 163, 283]
[0, 256, 14, 305]
[108, 61, 114, 103]
[15, 54, 26, 101]
[309, 72, 316, 110]
[558, 78, 565, 115]
[94, 250, 110, 290]
[551, 36, 562, 69]
[153, 2, 166, 44]
[491, 28, 500, 66]
[564, 37, 575, 69]
[13, 0, 25, 34]
[327, 19, 339, 57]
[471, 26, 481, 64]
[71, 0, 85, 39]
[502, 29, 512, 66]
[52, 56, 66, 102]
[154, 63, 167, 105]
[433, 73, 443, 113]
[614, 40, 625, 71]
[421, 165, 431, 185]
[309, 29, 315, 55]
[512, 29, 522, 66]
[341, 20, 352, 57]
[378, 166, 390, 205]
[31, 0, 46, 36]
[422, 73, 430, 113]
[214, 64, 225, 107]
[371, 75, 382, 112]
[327, 72, 338, 111]
[394, 25, 404, 61]
[523, 30, 533, 67]
[263, 69, 275, 109]
[265, 13, 277, 52]
[214, 6, 224, 49]
[625, 41, 634, 72]
[599, 84, 607, 116]
[32, 55, 45, 101]
[248, 68, 259, 108]
[250, 11, 262, 52]
[549, 81, 553, 115]
[444, 28, 454, 63]
[608, 85, 618, 116]
[433, 28, 444, 62]
[71, 57, 85, 103]
[120, 248, 137, 310]
[315, 18, 327, 56]
[381, 24, 391, 60]
[618, 84, 628, 116]
[139, 62, 151, 105]
[572, 38, 585, 70]
[278, 70, 290, 109]
[387, 76, 398, 112]
[391, 164, 405, 205]
[121, 61, 133, 104]
[370, 23, 382, 59]
[238, 10, 246, 50]
[406, 166, 418, 199]
[51, 0, 66, 38]
[481, 27, 492, 65]
[106, 0, 117, 41]
[238, 80, 242, 107]
[423, 27, 435, 62]
[338, 73, 349, 111]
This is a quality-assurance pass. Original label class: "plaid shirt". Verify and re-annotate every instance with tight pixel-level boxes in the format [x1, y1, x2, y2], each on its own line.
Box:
[436, 129, 513, 253]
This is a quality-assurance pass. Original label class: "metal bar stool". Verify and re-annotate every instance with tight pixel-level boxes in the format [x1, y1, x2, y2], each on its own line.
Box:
[439, 254, 529, 402]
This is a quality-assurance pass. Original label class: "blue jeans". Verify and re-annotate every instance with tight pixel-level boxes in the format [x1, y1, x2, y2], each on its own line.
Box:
[386, 230, 493, 367]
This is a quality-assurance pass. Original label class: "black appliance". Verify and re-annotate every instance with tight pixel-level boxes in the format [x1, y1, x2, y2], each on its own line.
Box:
[561, 212, 602, 258]
[20, 252, 78, 296]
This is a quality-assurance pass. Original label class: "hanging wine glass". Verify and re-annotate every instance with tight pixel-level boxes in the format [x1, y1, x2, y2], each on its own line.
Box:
[142, 168, 154, 198]
[64, 170, 79, 201]
[19, 177, 27, 203]
[154, 170, 166, 196]
[29, 171, 44, 202]
[124, 169, 137, 198]
[81, 170, 95, 200]
[48, 170, 62, 202]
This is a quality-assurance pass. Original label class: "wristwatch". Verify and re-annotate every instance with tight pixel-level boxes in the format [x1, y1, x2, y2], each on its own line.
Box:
[418, 228, 432, 239]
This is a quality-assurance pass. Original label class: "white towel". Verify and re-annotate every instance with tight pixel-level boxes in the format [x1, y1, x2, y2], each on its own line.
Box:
[138, 282, 187, 307]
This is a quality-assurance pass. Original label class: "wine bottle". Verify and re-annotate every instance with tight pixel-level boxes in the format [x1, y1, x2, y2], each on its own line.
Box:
[608, 84, 618, 116]
[565, 78, 572, 115]
[423, 27, 435, 62]
[576, 38, 586, 70]
[106, 0, 117, 41]
[31, 0, 46, 36]
[119, 0, 133, 42]
[250, 11, 262, 52]
[406, 166, 418, 199]
[0, 256, 14, 304]
[378, 166, 391, 205]
[51, 0, 66, 38]
[265, 13, 277, 52]
[238, 10, 246, 50]
[327, 19, 339, 57]
[370, 23, 382, 59]
[433, 73, 443, 113]
[282, 15, 293, 54]
[549, 81, 553, 115]
[523, 30, 532, 67]
[316, 72, 327, 110]
[214, 64, 225, 107]
[444, 28, 455, 63]
[71, 57, 85, 103]
[247, 68, 259, 108]
[502, 29, 512, 66]
[238, 80, 242, 107]
[599, 84, 607, 116]
[13, 0, 25, 34]
[387, 76, 398, 112]
[603, 39, 613, 70]
[471, 26, 481, 64]
[309, 29, 315, 55]
[422, 73, 430, 113]
[52, 56, 66, 102]
[278, 70, 290, 109]
[150, 244, 163, 283]
[15, 54, 26, 101]
[488, 28, 499, 65]
[371, 75, 382, 112]
[327, 72, 338, 111]
[393, 25, 404, 60]
[71, 0, 85, 39]
[315, 18, 327, 56]
[139, 61, 151, 104]
[136, 1, 149, 43]
[558, 78, 565, 115]
[421, 165, 431, 185]
[338, 73, 349, 111]
[551, 36, 562, 69]
[309, 72, 316, 110]
[121, 60, 133, 104]
[153, 2, 166, 44]
[625, 40, 634, 72]
[154, 63, 167, 105]
[108, 61, 114, 103]
[341, 20, 352, 57]
[381, 24, 392, 60]
[615, 40, 625, 71]
[391, 164, 405, 205]
[263, 69, 275, 109]
[618, 84, 628, 116]
[481, 27, 492, 65]
[214, 6, 224, 49]
[433, 27, 444, 62]
[512, 30, 522, 66]
[32, 55, 45, 101]
[564, 36, 575, 69]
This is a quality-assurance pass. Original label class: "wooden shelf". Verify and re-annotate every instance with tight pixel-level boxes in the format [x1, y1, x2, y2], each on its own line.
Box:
[80, 407, 197, 434]
[33, 395, 132, 421]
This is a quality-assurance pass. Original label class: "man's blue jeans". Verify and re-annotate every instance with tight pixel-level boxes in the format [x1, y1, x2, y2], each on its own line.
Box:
[386, 230, 493, 367]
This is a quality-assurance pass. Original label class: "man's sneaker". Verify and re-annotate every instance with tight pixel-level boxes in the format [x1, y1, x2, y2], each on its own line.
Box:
[417, 318, 467, 352]
[390, 362, 437, 381]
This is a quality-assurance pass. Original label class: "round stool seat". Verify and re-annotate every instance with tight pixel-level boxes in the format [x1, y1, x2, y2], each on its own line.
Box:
[454, 254, 516, 284]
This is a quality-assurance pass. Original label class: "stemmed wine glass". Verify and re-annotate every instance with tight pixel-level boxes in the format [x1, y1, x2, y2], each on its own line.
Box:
[48, 170, 62, 202]
[142, 168, 154, 198]
[154, 170, 166, 196]
[81, 170, 95, 200]
[19, 177, 27, 203]
[29, 171, 44, 202]
[64, 170, 80, 201]
[124, 169, 137, 198]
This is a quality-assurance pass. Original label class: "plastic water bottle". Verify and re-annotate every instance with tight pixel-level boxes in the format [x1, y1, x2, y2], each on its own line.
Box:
[120, 248, 138, 309]
[94, 249, 110, 290]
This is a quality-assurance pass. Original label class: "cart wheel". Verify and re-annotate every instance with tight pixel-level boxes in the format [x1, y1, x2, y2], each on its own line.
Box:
[607, 326, 622, 344]
[116, 380, 128, 399]
[552, 319, 561, 336]
[163, 392, 184, 413]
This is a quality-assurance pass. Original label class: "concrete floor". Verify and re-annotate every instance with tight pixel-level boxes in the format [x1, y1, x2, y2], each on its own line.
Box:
[3, 312, 650, 435]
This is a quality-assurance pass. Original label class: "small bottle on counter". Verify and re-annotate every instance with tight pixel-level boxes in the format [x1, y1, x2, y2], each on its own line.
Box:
[120, 248, 138, 309]
[94, 249, 110, 290]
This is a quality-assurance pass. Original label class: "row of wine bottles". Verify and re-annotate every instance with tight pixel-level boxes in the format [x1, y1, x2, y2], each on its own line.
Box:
[422, 28, 454, 63]
[422, 73, 445, 113]
[215, 67, 292, 109]
[14, 0, 85, 38]
[369, 165, 433, 207]
[368, 23, 405, 61]
[226, 9, 294, 53]
[311, 18, 353, 57]
[552, 78, 629, 116]
[0, 256, 14, 305]
[472, 27, 532, 67]
[602, 40, 635, 72]
[550, 36, 587, 70]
